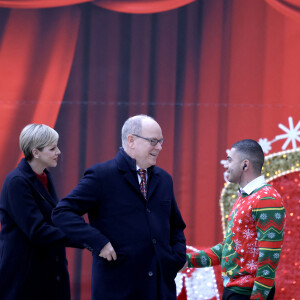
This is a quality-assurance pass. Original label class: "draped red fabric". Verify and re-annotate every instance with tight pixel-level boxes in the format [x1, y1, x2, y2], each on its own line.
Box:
[0, 6, 81, 172]
[265, 0, 300, 21]
[94, 0, 196, 14]
[0, 0, 90, 9]
[0, 0, 195, 13]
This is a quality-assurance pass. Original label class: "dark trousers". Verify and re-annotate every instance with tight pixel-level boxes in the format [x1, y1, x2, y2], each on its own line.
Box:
[222, 286, 275, 300]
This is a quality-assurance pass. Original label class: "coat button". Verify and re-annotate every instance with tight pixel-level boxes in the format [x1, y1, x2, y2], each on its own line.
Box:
[146, 208, 151, 213]
[56, 256, 60, 262]
[56, 275, 61, 281]
[152, 238, 157, 244]
[148, 271, 153, 277]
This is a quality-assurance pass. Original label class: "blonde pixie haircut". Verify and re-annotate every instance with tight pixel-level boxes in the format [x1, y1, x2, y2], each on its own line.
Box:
[19, 124, 59, 161]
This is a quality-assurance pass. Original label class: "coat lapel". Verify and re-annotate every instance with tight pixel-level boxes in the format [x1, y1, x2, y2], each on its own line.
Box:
[115, 148, 160, 201]
[147, 167, 159, 200]
[34, 170, 58, 207]
[116, 149, 141, 193]
[17, 159, 58, 207]
[123, 171, 140, 192]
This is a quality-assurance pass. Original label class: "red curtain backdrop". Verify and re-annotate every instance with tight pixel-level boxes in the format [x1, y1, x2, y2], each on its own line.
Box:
[94, 0, 196, 14]
[0, 0, 90, 8]
[265, 0, 300, 21]
[0, 0, 300, 299]
[0, 5, 81, 173]
[0, 0, 195, 13]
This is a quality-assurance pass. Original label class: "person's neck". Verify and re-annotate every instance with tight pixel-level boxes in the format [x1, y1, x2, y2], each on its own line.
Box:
[28, 160, 45, 175]
[123, 147, 133, 159]
[240, 174, 261, 188]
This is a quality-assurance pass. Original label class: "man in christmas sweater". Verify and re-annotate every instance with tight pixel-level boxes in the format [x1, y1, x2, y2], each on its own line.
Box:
[187, 139, 285, 300]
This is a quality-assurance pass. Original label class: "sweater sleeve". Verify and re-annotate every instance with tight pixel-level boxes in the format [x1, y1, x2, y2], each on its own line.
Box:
[187, 242, 224, 268]
[250, 190, 285, 300]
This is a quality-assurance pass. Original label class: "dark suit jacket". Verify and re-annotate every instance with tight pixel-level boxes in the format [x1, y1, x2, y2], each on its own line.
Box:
[52, 148, 186, 300]
[0, 158, 70, 300]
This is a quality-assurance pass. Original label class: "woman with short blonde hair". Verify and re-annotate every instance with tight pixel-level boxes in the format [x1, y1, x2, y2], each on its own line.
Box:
[0, 123, 74, 300]
[20, 123, 59, 161]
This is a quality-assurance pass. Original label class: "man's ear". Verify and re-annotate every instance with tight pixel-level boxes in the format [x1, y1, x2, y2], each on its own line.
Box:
[127, 135, 135, 149]
[242, 159, 250, 170]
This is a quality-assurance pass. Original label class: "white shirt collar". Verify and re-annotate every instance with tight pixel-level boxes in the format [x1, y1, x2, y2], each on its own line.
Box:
[136, 165, 147, 172]
[242, 175, 266, 195]
[136, 165, 147, 183]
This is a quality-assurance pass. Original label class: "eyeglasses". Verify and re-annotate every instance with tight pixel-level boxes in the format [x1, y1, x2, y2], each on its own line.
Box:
[132, 134, 164, 146]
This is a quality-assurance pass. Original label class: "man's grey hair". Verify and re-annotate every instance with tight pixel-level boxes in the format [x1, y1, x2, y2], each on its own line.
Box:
[121, 115, 155, 148]
[19, 124, 59, 161]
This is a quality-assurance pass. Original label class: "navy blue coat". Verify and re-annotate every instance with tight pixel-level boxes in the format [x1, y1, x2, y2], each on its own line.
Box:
[52, 148, 186, 300]
[0, 159, 71, 300]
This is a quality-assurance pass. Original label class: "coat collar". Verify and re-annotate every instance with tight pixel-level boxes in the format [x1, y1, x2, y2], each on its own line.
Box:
[116, 148, 160, 201]
[146, 166, 159, 200]
[116, 147, 137, 172]
[17, 158, 58, 206]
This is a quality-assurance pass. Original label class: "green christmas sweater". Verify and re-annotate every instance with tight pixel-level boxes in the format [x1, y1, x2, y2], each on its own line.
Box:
[187, 184, 285, 300]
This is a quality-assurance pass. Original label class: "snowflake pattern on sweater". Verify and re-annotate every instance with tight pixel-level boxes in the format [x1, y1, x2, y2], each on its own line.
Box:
[187, 184, 285, 300]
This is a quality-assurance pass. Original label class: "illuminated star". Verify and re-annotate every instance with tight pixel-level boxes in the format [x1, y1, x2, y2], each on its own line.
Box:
[258, 138, 273, 154]
[275, 116, 300, 150]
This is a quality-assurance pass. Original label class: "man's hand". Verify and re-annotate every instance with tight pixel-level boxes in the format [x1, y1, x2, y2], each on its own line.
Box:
[99, 242, 117, 261]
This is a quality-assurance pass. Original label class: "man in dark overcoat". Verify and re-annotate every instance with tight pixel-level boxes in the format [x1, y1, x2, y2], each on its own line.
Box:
[52, 115, 186, 300]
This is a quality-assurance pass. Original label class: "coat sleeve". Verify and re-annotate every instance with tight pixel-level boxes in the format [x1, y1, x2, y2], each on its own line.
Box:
[169, 180, 187, 270]
[52, 167, 109, 256]
[4, 176, 67, 246]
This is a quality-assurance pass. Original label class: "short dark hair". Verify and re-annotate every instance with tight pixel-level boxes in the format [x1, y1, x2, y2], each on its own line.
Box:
[232, 139, 264, 173]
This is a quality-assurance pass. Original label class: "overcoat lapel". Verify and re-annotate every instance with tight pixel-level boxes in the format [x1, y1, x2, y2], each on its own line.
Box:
[147, 168, 159, 200]
[17, 158, 58, 207]
[116, 148, 160, 201]
[116, 149, 141, 192]
[33, 173, 58, 207]
[123, 170, 140, 192]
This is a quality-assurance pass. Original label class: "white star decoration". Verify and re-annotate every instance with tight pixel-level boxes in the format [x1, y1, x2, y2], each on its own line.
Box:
[275, 116, 300, 150]
[258, 138, 273, 154]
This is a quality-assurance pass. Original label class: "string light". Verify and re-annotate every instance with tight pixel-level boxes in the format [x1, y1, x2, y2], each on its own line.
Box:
[176, 246, 220, 299]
